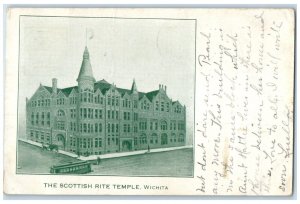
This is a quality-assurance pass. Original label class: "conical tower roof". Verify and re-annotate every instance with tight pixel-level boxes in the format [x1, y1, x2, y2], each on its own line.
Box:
[77, 46, 95, 82]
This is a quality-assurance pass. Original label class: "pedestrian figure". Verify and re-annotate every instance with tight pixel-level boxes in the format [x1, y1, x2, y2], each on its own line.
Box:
[147, 145, 150, 153]
[97, 157, 101, 165]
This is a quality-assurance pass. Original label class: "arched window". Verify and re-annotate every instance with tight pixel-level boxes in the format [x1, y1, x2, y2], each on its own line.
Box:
[160, 120, 167, 131]
[151, 133, 158, 144]
[140, 133, 147, 145]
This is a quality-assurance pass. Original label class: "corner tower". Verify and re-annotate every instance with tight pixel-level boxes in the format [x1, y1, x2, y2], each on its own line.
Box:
[77, 46, 95, 91]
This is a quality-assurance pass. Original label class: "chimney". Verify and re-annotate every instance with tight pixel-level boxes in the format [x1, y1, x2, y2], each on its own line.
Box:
[165, 85, 167, 92]
[52, 78, 57, 94]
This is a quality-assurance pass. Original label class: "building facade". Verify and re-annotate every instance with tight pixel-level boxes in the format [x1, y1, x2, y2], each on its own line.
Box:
[26, 47, 186, 156]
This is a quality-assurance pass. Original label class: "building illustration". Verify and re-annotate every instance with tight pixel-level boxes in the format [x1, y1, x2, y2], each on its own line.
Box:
[26, 46, 186, 156]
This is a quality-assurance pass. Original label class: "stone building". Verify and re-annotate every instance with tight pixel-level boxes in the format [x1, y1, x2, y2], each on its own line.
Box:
[26, 47, 186, 156]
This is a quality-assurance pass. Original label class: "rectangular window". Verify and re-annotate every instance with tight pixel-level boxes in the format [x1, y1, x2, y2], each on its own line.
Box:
[95, 109, 98, 119]
[108, 110, 111, 119]
[112, 96, 115, 106]
[88, 124, 91, 133]
[83, 138, 86, 148]
[36, 113, 39, 125]
[134, 100, 137, 108]
[99, 109, 103, 119]
[108, 96, 111, 105]
[97, 138, 101, 147]
[87, 138, 90, 148]
[116, 97, 119, 106]
[47, 112, 50, 126]
[41, 112, 45, 125]
[40, 132, 44, 140]
[46, 133, 50, 142]
[35, 131, 39, 141]
[156, 101, 159, 111]
[123, 124, 127, 133]
[95, 138, 98, 147]
[31, 112, 34, 125]
[84, 108, 87, 118]
[88, 108, 91, 118]
[83, 123, 87, 133]
[95, 123, 98, 133]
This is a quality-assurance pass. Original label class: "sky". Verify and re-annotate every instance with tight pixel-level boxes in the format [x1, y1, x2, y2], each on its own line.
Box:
[18, 16, 196, 145]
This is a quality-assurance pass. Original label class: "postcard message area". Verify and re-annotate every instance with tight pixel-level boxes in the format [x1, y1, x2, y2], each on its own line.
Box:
[195, 9, 294, 195]
[4, 8, 294, 195]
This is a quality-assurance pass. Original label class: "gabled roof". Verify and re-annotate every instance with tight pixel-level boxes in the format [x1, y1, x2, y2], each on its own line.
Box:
[93, 80, 159, 101]
[61, 86, 77, 96]
[94, 80, 112, 95]
[42, 85, 77, 97]
[39, 79, 168, 102]
[172, 100, 183, 107]
[117, 87, 131, 97]
[146, 90, 159, 101]
[43, 86, 53, 94]
[138, 92, 146, 100]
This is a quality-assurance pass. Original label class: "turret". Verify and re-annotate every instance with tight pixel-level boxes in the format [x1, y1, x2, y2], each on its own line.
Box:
[77, 46, 95, 91]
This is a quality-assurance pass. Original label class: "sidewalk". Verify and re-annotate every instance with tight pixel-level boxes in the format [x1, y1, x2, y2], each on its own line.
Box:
[19, 138, 192, 161]
[79, 145, 192, 161]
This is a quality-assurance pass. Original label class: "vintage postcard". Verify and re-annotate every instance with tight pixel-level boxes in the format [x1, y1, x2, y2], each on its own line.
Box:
[4, 8, 294, 195]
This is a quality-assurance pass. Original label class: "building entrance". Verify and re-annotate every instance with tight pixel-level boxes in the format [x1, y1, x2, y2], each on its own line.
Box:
[121, 140, 132, 152]
[56, 134, 66, 150]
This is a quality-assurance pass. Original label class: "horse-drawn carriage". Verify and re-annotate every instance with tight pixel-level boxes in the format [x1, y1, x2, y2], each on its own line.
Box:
[42, 144, 59, 151]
